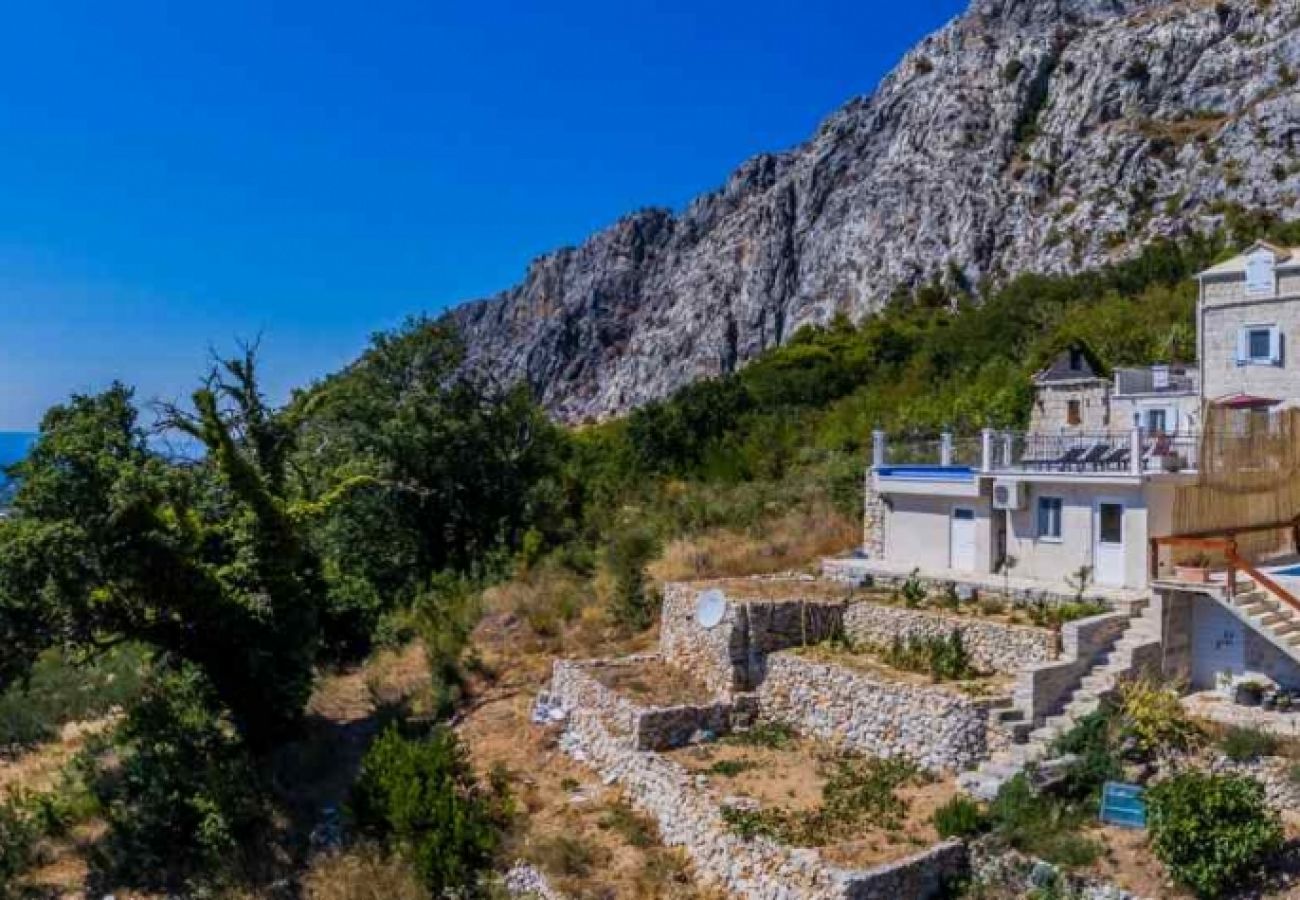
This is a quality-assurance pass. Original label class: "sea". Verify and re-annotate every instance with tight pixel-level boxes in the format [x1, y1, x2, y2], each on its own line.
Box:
[0, 432, 37, 505]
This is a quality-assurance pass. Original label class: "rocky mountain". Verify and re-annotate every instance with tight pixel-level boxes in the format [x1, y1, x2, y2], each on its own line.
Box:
[450, 0, 1300, 422]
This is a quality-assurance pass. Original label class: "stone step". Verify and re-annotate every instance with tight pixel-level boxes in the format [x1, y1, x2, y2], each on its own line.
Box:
[1079, 673, 1114, 692]
[1258, 612, 1294, 629]
[1272, 621, 1300, 636]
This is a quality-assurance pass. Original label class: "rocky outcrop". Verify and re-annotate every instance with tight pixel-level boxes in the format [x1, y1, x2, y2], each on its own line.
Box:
[448, 0, 1300, 421]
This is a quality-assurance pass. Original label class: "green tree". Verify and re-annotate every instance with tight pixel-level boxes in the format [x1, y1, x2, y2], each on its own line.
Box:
[0, 351, 324, 749]
[292, 319, 566, 655]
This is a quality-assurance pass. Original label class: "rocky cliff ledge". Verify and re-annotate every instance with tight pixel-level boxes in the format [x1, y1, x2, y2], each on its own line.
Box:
[449, 0, 1300, 422]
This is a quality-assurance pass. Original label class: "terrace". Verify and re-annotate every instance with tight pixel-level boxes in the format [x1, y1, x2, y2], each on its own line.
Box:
[871, 427, 1203, 483]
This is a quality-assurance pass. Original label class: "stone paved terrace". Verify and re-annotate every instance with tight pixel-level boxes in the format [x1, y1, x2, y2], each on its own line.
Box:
[1183, 690, 1300, 739]
[823, 556, 1149, 608]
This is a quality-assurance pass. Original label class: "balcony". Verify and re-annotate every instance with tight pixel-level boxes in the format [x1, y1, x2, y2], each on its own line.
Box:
[872, 429, 1202, 482]
[1113, 366, 1198, 397]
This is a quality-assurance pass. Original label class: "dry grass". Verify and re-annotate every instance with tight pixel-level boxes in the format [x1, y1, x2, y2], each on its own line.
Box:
[301, 846, 426, 900]
[649, 506, 860, 582]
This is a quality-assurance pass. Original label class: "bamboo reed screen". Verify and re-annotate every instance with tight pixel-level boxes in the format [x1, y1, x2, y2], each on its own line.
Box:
[1171, 407, 1300, 561]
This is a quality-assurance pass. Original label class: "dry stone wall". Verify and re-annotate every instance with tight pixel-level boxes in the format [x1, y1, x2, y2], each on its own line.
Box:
[660, 581, 846, 695]
[558, 701, 968, 900]
[843, 602, 1057, 675]
[550, 657, 756, 751]
[758, 652, 1012, 772]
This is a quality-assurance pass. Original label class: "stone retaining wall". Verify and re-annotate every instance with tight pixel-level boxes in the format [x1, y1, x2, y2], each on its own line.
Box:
[558, 702, 968, 900]
[843, 602, 1058, 674]
[757, 652, 1011, 772]
[660, 582, 846, 696]
[551, 656, 755, 751]
[1015, 611, 1129, 724]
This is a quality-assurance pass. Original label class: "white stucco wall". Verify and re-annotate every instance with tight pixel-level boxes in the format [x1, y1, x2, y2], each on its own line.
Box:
[1000, 481, 1150, 589]
[882, 493, 995, 575]
[880, 479, 1169, 590]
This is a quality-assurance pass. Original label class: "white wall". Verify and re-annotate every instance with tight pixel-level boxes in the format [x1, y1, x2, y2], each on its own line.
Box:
[883, 493, 994, 575]
[1002, 482, 1150, 589]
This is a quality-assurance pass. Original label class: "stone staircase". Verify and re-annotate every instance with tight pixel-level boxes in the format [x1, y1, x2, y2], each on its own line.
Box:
[960, 603, 1162, 801]
[1226, 577, 1300, 663]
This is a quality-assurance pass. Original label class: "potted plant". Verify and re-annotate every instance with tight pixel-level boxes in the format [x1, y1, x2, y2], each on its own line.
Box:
[1174, 551, 1214, 584]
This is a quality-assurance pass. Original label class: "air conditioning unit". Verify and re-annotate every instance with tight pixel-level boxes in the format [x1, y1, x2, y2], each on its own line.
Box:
[992, 479, 1027, 511]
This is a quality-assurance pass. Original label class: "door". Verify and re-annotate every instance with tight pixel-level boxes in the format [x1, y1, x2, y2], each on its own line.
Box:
[1192, 597, 1244, 689]
[1093, 500, 1125, 587]
[950, 507, 976, 572]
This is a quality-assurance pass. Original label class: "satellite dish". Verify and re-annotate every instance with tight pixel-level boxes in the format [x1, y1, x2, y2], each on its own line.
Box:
[696, 589, 727, 629]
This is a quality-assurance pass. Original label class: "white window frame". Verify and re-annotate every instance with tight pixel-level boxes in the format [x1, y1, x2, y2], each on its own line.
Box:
[1236, 324, 1281, 367]
[1037, 496, 1063, 543]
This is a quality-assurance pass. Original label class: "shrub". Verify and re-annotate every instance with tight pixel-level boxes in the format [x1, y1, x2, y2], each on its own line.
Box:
[0, 797, 37, 897]
[411, 573, 481, 717]
[988, 775, 1101, 868]
[933, 795, 986, 838]
[1117, 679, 1199, 756]
[1148, 772, 1283, 898]
[880, 630, 976, 681]
[605, 526, 660, 632]
[897, 568, 927, 608]
[723, 722, 796, 750]
[597, 799, 657, 848]
[1219, 726, 1278, 763]
[350, 725, 510, 897]
[1052, 705, 1121, 803]
[708, 759, 756, 777]
[97, 667, 266, 889]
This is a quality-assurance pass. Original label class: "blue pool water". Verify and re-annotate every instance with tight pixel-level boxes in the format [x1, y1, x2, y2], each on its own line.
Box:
[1272, 565, 1300, 577]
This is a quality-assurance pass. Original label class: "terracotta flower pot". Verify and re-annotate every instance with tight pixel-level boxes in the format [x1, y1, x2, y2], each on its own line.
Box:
[1174, 565, 1211, 583]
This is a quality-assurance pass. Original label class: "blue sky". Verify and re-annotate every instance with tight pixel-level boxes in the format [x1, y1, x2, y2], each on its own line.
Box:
[0, 0, 965, 430]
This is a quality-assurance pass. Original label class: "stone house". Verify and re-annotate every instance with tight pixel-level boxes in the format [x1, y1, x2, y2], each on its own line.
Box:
[1030, 346, 1200, 436]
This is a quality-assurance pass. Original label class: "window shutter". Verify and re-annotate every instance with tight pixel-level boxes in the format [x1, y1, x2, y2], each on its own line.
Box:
[1236, 328, 1249, 366]
[1270, 326, 1283, 365]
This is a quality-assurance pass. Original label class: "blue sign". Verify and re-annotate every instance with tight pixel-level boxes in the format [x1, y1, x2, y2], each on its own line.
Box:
[1099, 781, 1147, 829]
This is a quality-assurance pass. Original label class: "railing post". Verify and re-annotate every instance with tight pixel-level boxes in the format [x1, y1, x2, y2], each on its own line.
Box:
[981, 428, 994, 473]
[940, 431, 953, 467]
[872, 430, 887, 469]
[1129, 427, 1143, 476]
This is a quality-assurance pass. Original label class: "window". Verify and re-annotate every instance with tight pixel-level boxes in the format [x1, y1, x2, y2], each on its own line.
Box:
[1146, 408, 1168, 433]
[1067, 399, 1082, 425]
[1037, 497, 1063, 542]
[1237, 325, 1280, 366]
[1098, 503, 1124, 545]
[1069, 348, 1084, 371]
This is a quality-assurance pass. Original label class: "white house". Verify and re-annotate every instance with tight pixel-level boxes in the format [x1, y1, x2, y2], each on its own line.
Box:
[832, 243, 1300, 694]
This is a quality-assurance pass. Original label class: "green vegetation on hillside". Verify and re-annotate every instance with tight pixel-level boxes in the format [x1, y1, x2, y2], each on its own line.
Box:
[0, 209, 1298, 893]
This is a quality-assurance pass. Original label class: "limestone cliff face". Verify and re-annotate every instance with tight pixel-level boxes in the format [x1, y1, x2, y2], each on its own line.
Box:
[449, 0, 1300, 422]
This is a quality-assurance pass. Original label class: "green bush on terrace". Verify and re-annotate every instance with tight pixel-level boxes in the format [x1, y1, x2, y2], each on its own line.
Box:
[880, 631, 977, 682]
